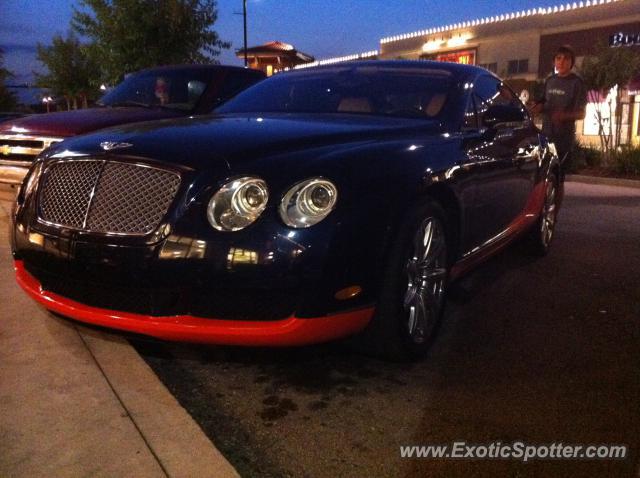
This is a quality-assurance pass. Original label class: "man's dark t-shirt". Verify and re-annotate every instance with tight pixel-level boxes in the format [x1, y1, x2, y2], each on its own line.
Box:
[538, 72, 587, 152]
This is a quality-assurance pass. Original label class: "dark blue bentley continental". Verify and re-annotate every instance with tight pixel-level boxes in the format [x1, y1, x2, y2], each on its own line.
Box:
[12, 61, 560, 359]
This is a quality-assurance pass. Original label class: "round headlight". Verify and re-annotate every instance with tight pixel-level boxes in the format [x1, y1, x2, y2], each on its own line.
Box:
[207, 177, 269, 231]
[280, 178, 338, 228]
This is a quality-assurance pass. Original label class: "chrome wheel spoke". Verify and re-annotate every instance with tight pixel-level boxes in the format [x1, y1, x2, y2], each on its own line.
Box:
[414, 220, 434, 261]
[546, 213, 555, 228]
[419, 238, 445, 268]
[407, 306, 417, 336]
[540, 180, 557, 246]
[403, 284, 417, 309]
[406, 292, 427, 338]
[418, 266, 447, 281]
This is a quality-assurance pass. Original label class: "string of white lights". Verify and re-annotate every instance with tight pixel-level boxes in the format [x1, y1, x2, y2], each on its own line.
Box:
[294, 50, 379, 69]
[380, 0, 622, 44]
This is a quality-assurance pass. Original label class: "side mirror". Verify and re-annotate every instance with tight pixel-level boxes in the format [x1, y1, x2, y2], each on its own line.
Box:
[482, 104, 525, 129]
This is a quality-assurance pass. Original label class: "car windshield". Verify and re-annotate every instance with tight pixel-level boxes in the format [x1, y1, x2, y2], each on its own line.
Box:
[98, 69, 212, 111]
[216, 65, 453, 119]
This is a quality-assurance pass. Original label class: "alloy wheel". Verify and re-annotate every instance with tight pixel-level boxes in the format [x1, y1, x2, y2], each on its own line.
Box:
[403, 216, 447, 344]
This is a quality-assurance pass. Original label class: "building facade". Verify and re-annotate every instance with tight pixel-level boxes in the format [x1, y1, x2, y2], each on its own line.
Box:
[378, 0, 640, 145]
[236, 41, 314, 76]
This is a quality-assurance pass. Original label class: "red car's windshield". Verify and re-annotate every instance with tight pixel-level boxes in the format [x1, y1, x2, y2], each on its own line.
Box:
[98, 69, 212, 112]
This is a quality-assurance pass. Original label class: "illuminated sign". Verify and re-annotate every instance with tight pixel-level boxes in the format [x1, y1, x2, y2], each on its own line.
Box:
[609, 32, 640, 47]
[435, 50, 476, 65]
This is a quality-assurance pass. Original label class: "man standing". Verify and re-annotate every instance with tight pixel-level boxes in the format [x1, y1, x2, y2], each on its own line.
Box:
[531, 45, 587, 177]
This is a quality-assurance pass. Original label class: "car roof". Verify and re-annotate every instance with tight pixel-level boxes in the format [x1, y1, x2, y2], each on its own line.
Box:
[294, 59, 488, 80]
[132, 63, 265, 77]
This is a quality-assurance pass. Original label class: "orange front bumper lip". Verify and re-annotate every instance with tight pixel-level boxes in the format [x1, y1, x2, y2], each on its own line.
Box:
[14, 260, 373, 346]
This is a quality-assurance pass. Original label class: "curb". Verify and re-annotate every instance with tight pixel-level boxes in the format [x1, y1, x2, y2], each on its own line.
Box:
[79, 327, 240, 478]
[566, 174, 640, 189]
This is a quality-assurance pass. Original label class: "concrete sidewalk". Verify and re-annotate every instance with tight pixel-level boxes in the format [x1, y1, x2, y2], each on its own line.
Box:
[566, 173, 640, 189]
[0, 185, 238, 477]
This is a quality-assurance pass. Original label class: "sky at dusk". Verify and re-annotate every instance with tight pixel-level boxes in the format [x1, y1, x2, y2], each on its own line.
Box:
[2, 0, 571, 83]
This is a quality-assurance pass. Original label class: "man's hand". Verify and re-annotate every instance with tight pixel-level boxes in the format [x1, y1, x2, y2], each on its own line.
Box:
[551, 110, 566, 128]
[551, 109, 586, 127]
[528, 102, 543, 116]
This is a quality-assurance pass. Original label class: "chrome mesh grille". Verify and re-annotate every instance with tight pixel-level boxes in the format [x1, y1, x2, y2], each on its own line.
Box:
[39, 160, 181, 234]
[40, 161, 103, 229]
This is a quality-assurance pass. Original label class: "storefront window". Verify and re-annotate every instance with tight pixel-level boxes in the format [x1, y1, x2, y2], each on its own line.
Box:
[582, 86, 617, 136]
[479, 63, 497, 73]
[437, 50, 475, 64]
[507, 59, 529, 75]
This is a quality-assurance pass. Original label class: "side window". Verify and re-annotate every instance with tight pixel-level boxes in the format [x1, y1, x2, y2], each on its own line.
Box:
[500, 83, 530, 118]
[497, 84, 529, 123]
[462, 93, 478, 130]
[474, 75, 526, 126]
[474, 75, 502, 108]
[214, 72, 263, 106]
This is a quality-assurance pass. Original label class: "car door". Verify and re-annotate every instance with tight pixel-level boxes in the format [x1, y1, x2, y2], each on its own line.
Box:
[462, 75, 539, 249]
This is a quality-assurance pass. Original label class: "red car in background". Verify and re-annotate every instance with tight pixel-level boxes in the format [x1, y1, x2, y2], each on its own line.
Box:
[0, 64, 264, 184]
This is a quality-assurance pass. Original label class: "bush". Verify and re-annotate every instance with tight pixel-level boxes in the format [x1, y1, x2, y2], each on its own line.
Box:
[571, 143, 602, 171]
[612, 146, 640, 176]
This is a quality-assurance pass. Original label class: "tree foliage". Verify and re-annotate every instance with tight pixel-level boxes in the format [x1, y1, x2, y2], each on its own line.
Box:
[36, 33, 100, 110]
[580, 42, 640, 159]
[71, 0, 230, 84]
[0, 47, 18, 111]
[581, 43, 640, 94]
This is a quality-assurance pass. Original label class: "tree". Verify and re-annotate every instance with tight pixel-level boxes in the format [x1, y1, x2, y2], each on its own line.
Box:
[0, 47, 18, 111]
[71, 0, 230, 84]
[36, 33, 100, 110]
[580, 42, 640, 162]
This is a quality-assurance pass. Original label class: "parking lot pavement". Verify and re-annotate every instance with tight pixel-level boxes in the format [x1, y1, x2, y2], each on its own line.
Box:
[0, 184, 238, 478]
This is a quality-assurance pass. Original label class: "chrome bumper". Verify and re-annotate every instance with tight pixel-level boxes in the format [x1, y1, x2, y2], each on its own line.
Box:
[0, 133, 64, 184]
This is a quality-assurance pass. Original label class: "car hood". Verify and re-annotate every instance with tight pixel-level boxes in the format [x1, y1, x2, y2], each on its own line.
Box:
[51, 113, 443, 170]
[0, 107, 184, 137]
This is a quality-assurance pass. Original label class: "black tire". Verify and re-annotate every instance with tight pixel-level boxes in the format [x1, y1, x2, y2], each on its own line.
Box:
[357, 200, 449, 361]
[526, 174, 559, 256]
